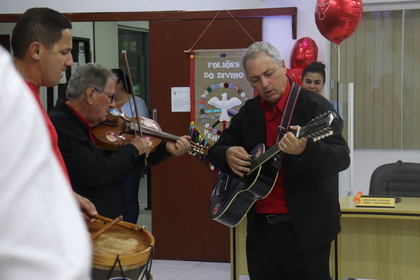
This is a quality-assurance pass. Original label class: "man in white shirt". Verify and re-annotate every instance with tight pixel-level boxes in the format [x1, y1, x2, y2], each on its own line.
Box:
[0, 46, 92, 279]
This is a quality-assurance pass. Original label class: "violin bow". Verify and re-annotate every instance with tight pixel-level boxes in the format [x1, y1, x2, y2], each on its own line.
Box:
[120, 52, 143, 137]
[120, 52, 147, 165]
[119, 52, 208, 157]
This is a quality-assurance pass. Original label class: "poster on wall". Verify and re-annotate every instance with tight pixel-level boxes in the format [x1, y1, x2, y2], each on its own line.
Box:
[189, 49, 255, 152]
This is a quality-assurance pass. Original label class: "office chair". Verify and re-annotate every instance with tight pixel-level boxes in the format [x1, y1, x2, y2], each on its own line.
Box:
[369, 161, 420, 200]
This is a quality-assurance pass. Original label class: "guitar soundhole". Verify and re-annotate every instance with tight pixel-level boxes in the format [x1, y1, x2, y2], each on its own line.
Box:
[213, 174, 229, 197]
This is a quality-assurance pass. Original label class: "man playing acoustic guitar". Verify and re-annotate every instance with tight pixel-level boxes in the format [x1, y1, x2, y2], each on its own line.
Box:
[208, 42, 350, 280]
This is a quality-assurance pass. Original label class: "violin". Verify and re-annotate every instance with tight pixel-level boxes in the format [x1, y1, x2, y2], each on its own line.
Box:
[92, 109, 207, 156]
[92, 52, 207, 156]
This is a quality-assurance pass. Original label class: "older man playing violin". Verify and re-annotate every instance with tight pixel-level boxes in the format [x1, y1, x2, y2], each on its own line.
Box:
[49, 63, 190, 218]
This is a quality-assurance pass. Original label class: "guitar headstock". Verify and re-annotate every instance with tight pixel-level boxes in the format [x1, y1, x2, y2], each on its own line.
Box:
[188, 141, 209, 156]
[296, 111, 339, 142]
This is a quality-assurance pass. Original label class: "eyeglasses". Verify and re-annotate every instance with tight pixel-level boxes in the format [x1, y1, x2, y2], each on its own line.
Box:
[93, 87, 115, 103]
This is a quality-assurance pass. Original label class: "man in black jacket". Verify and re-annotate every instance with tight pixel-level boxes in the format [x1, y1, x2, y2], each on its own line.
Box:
[208, 42, 350, 279]
[49, 63, 190, 218]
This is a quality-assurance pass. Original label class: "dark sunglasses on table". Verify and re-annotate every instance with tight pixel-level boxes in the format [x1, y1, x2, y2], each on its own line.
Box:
[93, 87, 115, 102]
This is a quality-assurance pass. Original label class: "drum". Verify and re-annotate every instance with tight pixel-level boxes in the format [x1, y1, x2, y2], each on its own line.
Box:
[88, 219, 154, 280]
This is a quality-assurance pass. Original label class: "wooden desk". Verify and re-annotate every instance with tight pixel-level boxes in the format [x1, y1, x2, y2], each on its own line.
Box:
[230, 219, 247, 280]
[231, 197, 420, 280]
[335, 196, 420, 280]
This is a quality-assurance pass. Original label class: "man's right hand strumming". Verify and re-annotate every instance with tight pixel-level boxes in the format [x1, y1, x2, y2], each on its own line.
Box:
[226, 146, 252, 177]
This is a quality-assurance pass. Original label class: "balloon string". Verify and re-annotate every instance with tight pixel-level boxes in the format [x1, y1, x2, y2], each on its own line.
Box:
[187, 10, 256, 52]
[336, 44, 341, 83]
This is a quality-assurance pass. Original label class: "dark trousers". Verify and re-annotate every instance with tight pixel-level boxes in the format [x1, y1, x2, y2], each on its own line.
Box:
[119, 170, 143, 224]
[246, 216, 331, 280]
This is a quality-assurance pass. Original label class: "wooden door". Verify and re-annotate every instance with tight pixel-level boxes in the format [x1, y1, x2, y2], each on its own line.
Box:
[149, 18, 262, 262]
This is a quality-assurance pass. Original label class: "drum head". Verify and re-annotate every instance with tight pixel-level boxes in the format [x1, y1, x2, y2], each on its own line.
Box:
[88, 220, 154, 280]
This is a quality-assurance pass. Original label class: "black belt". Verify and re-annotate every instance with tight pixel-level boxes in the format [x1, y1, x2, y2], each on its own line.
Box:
[256, 214, 291, 224]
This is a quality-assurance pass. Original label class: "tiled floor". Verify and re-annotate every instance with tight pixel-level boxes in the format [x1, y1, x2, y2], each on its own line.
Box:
[136, 176, 232, 280]
[136, 208, 231, 280]
[150, 259, 231, 280]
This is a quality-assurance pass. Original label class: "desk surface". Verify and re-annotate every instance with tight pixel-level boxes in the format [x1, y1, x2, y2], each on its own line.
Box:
[340, 196, 420, 217]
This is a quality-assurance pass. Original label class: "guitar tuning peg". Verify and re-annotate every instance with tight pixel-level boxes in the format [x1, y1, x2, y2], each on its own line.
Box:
[188, 149, 198, 156]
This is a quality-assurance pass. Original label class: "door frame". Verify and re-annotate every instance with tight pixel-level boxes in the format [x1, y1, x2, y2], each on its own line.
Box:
[0, 7, 297, 39]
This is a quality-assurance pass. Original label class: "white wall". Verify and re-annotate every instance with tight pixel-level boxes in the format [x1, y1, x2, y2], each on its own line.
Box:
[353, 150, 420, 195]
[71, 22, 95, 63]
[93, 22, 118, 69]
[2, 0, 420, 13]
[0, 1, 331, 69]
[1, 21, 122, 69]
[0, 23, 15, 35]
[2, 0, 420, 193]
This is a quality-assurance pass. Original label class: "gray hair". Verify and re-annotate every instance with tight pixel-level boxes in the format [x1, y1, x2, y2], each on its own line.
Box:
[66, 63, 116, 101]
[242, 42, 283, 72]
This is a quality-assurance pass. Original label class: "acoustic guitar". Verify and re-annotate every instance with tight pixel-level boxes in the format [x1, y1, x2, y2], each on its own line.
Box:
[209, 111, 339, 227]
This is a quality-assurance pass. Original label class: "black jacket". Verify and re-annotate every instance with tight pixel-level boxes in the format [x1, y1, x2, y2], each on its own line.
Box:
[49, 99, 171, 218]
[208, 86, 350, 252]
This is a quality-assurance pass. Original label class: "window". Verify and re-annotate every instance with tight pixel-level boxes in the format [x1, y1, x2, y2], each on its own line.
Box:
[330, 9, 420, 149]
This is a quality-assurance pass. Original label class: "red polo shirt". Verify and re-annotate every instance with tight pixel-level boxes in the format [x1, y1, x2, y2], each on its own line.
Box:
[64, 101, 97, 144]
[255, 80, 291, 214]
[26, 81, 70, 182]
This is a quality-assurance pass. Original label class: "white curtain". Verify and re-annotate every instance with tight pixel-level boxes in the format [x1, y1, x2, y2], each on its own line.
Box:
[330, 9, 420, 150]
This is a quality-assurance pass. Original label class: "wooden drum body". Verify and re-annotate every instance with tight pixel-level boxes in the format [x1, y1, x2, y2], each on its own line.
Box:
[88, 220, 154, 280]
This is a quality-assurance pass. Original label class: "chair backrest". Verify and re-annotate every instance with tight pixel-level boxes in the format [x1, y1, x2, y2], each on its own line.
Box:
[369, 161, 420, 197]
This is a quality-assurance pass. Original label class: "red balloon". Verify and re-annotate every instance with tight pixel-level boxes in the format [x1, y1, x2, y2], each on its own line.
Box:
[315, 0, 363, 44]
[290, 37, 318, 70]
[287, 68, 303, 86]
